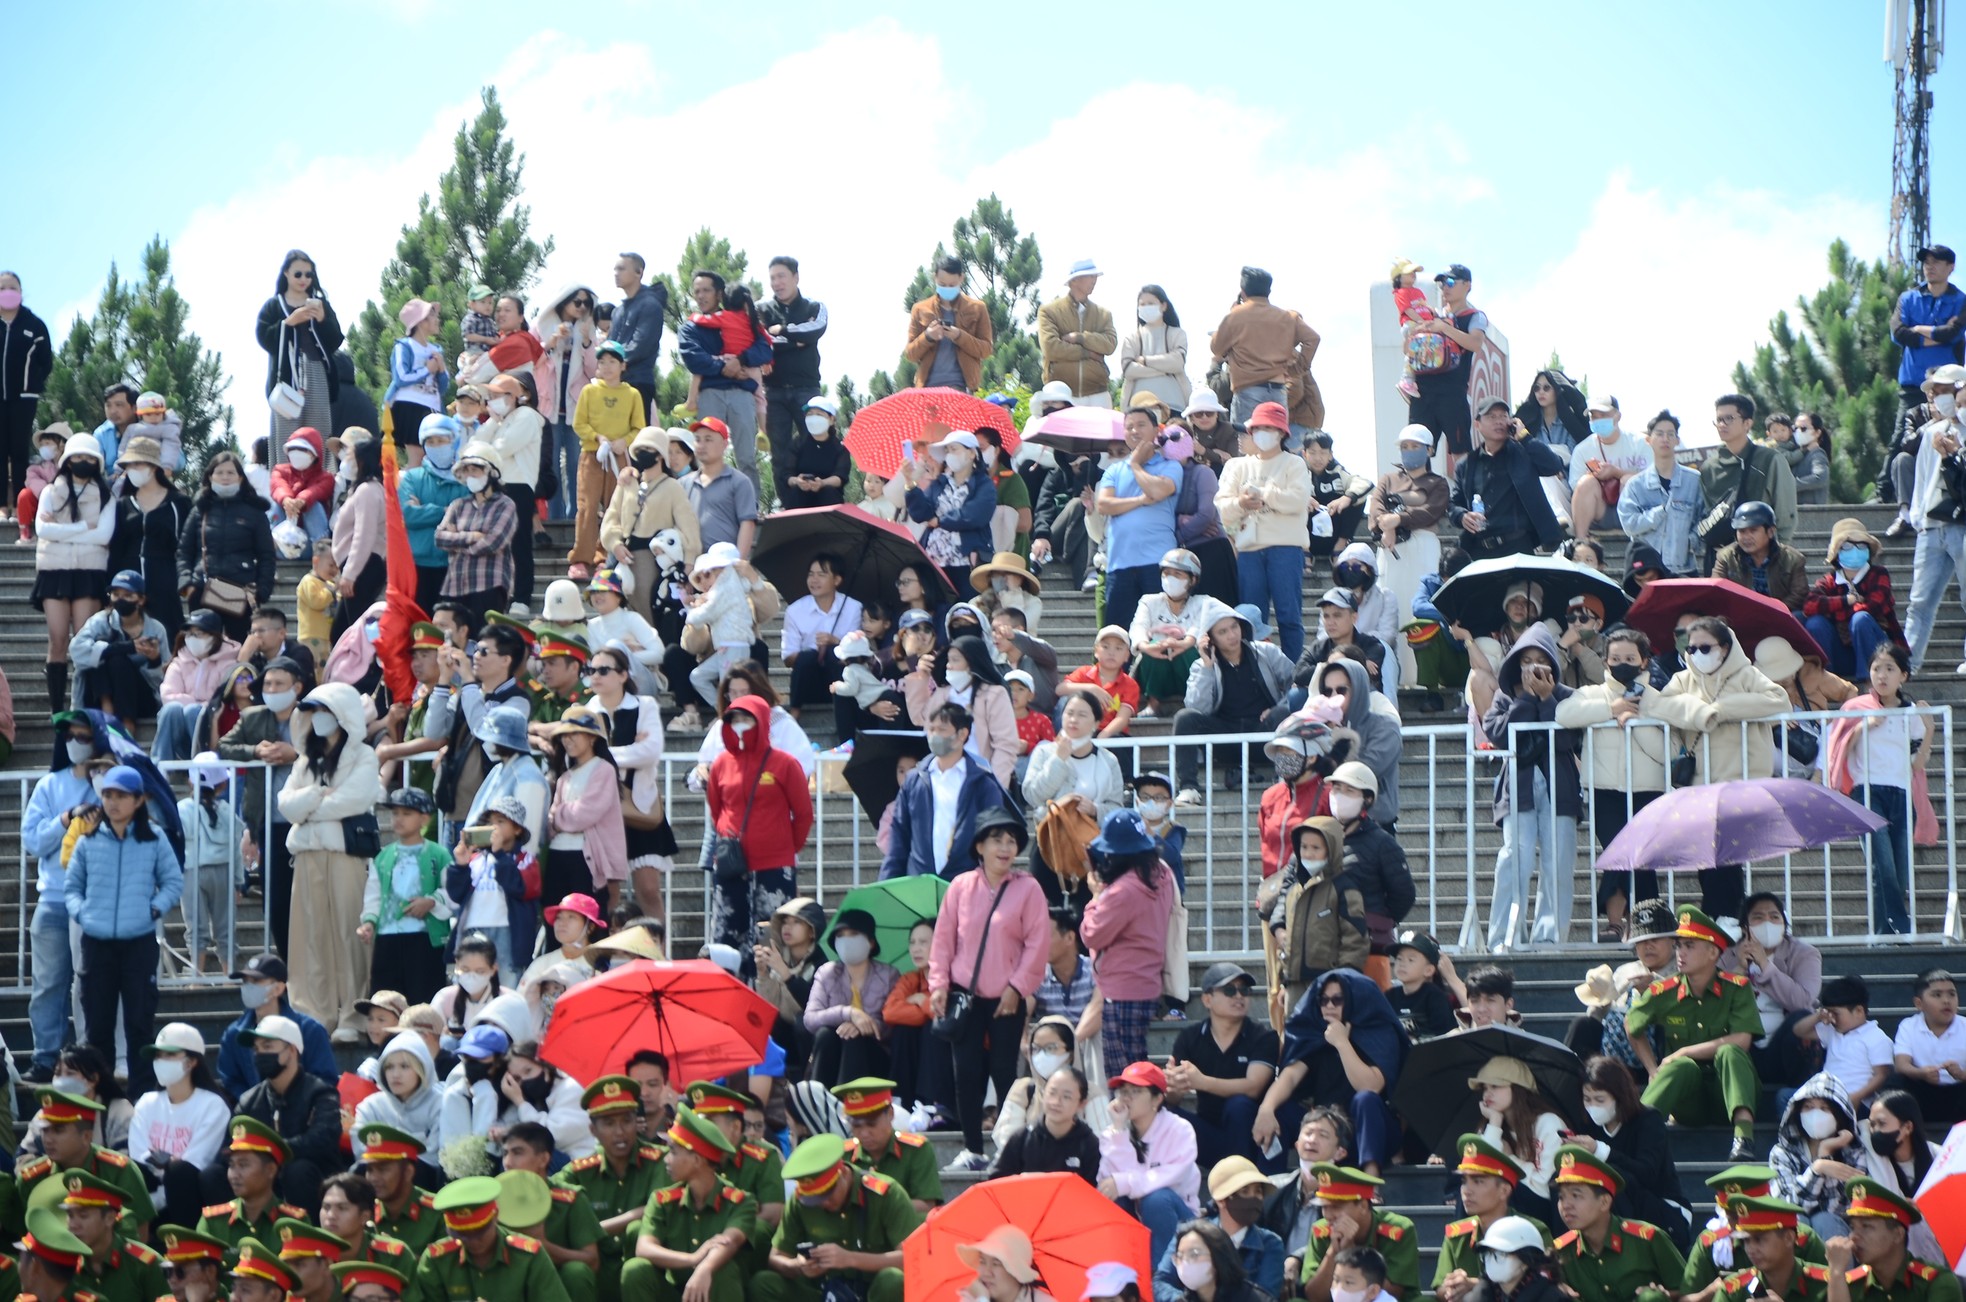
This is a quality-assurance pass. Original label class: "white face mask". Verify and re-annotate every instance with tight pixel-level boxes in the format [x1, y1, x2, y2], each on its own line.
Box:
[309, 711, 339, 738]
[212, 480, 242, 498]
[455, 970, 491, 996]
[489, 397, 513, 417]
[1330, 791, 1365, 822]
[38, 444, 58, 462]
[288, 450, 315, 470]
[152, 1058, 187, 1089]
[66, 739, 95, 766]
[729, 718, 756, 736]
[1139, 304, 1164, 325]
[804, 412, 831, 435]
[1253, 429, 1282, 452]
[1800, 1108, 1840, 1140]
[1137, 799, 1169, 822]
[1585, 1101, 1617, 1127]
[1483, 1254, 1527, 1287]
[52, 1075, 88, 1097]
[1030, 1048, 1070, 1078]
[1331, 1286, 1372, 1302]
[1688, 648, 1726, 675]
[1937, 394, 1959, 418]
[1175, 1260, 1214, 1291]
[1162, 575, 1190, 598]
[1750, 921, 1785, 949]
[185, 635, 216, 658]
[125, 466, 154, 489]
[980, 445, 999, 467]
[462, 474, 489, 494]
[945, 449, 973, 473]
[1795, 430, 1817, 446]
[263, 689, 298, 713]
[947, 668, 973, 691]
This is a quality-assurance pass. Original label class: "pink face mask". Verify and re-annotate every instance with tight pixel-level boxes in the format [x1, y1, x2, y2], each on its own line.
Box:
[0, 290, 21, 311]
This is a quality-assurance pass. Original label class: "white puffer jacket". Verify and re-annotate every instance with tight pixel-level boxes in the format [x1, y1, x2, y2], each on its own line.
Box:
[277, 682, 383, 855]
[35, 434, 116, 572]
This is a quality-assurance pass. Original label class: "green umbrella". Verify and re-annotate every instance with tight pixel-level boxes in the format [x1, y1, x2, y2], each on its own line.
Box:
[819, 877, 948, 974]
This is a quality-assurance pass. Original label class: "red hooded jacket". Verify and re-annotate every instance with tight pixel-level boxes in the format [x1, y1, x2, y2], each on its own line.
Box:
[269, 426, 335, 513]
[705, 696, 814, 870]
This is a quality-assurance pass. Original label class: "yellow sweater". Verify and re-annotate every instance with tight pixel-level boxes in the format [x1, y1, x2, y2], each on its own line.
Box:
[295, 572, 336, 654]
[572, 380, 647, 453]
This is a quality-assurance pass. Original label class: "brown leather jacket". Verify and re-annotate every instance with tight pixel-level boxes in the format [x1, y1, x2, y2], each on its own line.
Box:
[905, 293, 995, 391]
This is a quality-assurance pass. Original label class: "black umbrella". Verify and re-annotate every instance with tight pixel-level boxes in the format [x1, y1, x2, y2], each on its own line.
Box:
[751, 504, 957, 610]
[1429, 555, 1630, 639]
[841, 729, 931, 826]
[1390, 1024, 1587, 1160]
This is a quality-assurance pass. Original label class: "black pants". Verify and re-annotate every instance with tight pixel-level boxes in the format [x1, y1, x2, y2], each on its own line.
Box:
[1699, 864, 1747, 921]
[80, 648, 161, 723]
[1886, 1073, 1966, 1128]
[1752, 1008, 1823, 1089]
[451, 588, 509, 630]
[949, 995, 1025, 1153]
[0, 397, 37, 504]
[541, 848, 593, 920]
[1305, 499, 1366, 564]
[787, 648, 842, 709]
[267, 832, 295, 956]
[631, 382, 659, 421]
[1042, 500, 1094, 585]
[809, 1025, 891, 1088]
[889, 1022, 957, 1120]
[1592, 788, 1662, 912]
[331, 555, 387, 644]
[1029, 843, 1091, 911]
[414, 566, 446, 619]
[1171, 709, 1271, 789]
[81, 933, 160, 1093]
[160, 1158, 207, 1232]
[663, 646, 710, 713]
[501, 484, 536, 607]
[369, 932, 446, 1006]
[765, 385, 820, 499]
[1463, 528, 1536, 560]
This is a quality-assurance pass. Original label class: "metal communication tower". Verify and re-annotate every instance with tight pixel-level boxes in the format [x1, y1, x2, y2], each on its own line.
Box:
[1889, 0, 1946, 267]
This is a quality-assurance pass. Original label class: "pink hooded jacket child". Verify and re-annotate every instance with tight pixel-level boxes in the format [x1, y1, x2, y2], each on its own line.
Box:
[268, 427, 336, 516]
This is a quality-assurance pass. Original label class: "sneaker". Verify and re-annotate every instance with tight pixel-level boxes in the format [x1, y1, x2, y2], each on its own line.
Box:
[331, 1026, 362, 1046]
[1080, 572, 1098, 591]
[23, 1064, 53, 1085]
[1727, 1135, 1756, 1161]
[1174, 787, 1204, 808]
[12, 534, 31, 546]
[1885, 516, 1912, 539]
[942, 1149, 991, 1174]
[1953, 662, 1966, 676]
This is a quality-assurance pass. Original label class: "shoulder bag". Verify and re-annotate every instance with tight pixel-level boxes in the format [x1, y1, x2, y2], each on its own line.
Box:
[1697, 443, 1759, 549]
[931, 876, 1012, 1043]
[340, 810, 383, 859]
[196, 518, 257, 620]
[269, 314, 307, 421]
[710, 761, 768, 886]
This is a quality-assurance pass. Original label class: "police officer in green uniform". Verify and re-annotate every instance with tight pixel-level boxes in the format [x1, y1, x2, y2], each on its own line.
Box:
[414, 1178, 571, 1302]
[274, 1218, 351, 1302]
[558, 1076, 669, 1302]
[331, 1260, 408, 1302]
[1550, 1145, 1687, 1302]
[1434, 1135, 1553, 1301]
[831, 1079, 942, 1213]
[619, 1109, 757, 1302]
[682, 1083, 784, 1242]
[1624, 906, 1763, 1161]
[1718, 1196, 1867, 1302]
[223, 1240, 294, 1302]
[155, 1225, 229, 1302]
[1827, 1178, 1964, 1302]
[51, 1172, 165, 1302]
[19, 1092, 155, 1235]
[1295, 1164, 1420, 1298]
[1684, 1167, 1825, 1296]
[309, 1176, 416, 1302]
[528, 634, 590, 726]
[196, 1120, 307, 1261]
[16, 1207, 91, 1302]
[495, 1167, 601, 1302]
[753, 1135, 917, 1302]
[354, 1127, 441, 1257]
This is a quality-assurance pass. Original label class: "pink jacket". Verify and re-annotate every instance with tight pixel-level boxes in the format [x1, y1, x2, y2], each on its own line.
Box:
[929, 869, 1049, 1000]
[1096, 1107, 1199, 1210]
[1826, 694, 1939, 846]
[1080, 865, 1177, 1001]
[331, 479, 385, 575]
[532, 317, 600, 424]
[550, 758, 630, 885]
[161, 641, 244, 707]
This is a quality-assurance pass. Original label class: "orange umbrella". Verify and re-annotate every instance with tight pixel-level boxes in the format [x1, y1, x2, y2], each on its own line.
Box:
[902, 1172, 1151, 1302]
[1916, 1121, 1966, 1270]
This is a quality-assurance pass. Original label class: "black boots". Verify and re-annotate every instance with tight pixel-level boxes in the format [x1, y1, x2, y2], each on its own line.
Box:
[45, 661, 67, 712]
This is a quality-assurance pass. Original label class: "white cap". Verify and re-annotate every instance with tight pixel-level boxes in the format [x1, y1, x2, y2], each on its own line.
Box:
[1184, 389, 1227, 417]
[693, 540, 742, 575]
[250, 1014, 304, 1052]
[1033, 380, 1074, 407]
[146, 1022, 210, 1057]
[1003, 669, 1035, 691]
[1065, 258, 1103, 280]
[703, 943, 744, 975]
[189, 751, 230, 789]
[804, 394, 840, 417]
[1330, 760, 1379, 794]
[1396, 423, 1436, 448]
[1082, 1264, 1140, 1300]
[834, 630, 873, 661]
[933, 430, 980, 451]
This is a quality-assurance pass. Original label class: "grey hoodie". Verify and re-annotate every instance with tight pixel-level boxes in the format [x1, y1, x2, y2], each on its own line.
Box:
[1313, 657, 1402, 826]
[1770, 1070, 1864, 1217]
[351, 1030, 443, 1156]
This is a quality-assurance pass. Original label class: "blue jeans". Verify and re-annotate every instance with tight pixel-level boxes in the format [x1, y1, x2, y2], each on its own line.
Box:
[28, 900, 77, 1070]
[1863, 783, 1913, 934]
[1488, 769, 1579, 949]
[1906, 523, 1966, 670]
[1805, 611, 1887, 683]
[1132, 1187, 1192, 1270]
[1237, 545, 1306, 661]
[1231, 383, 1288, 429]
[1175, 1096, 1262, 1171]
[153, 701, 200, 762]
[1102, 564, 1157, 640]
[267, 500, 329, 543]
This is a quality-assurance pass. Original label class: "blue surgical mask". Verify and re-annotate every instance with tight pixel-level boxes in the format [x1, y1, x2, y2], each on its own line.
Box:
[1399, 448, 1428, 470]
[935, 285, 960, 302]
[424, 441, 456, 471]
[1589, 417, 1615, 436]
[1839, 544, 1869, 571]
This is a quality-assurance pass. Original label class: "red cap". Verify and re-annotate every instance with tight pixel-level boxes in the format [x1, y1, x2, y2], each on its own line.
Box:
[690, 417, 731, 439]
[1107, 1061, 1168, 1093]
[1248, 401, 1290, 431]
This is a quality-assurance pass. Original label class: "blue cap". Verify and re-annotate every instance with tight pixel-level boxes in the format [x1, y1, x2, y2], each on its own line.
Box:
[898, 609, 935, 631]
[458, 1025, 511, 1060]
[99, 765, 146, 795]
[1090, 808, 1158, 858]
[108, 569, 145, 595]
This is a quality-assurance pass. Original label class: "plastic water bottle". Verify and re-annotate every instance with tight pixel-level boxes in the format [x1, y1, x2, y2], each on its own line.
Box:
[1471, 494, 1486, 517]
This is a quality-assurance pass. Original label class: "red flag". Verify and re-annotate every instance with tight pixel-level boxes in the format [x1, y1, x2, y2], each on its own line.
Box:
[376, 437, 424, 703]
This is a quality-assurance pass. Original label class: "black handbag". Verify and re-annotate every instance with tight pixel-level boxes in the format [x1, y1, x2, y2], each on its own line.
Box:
[1670, 746, 1696, 788]
[711, 764, 767, 886]
[340, 811, 382, 859]
[931, 878, 1011, 1043]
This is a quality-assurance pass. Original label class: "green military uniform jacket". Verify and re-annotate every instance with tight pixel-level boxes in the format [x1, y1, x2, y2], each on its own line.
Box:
[75, 1237, 166, 1302]
[1300, 1210, 1420, 1288]
[1688, 1223, 1825, 1292]
[849, 1132, 942, 1206]
[540, 1184, 604, 1254]
[531, 689, 579, 726]
[727, 1142, 786, 1214]
[1625, 971, 1761, 1051]
[194, 1197, 308, 1260]
[1433, 1214, 1553, 1288]
[20, 1150, 156, 1228]
[1720, 1263, 1872, 1302]
[560, 1143, 671, 1259]
[415, 1233, 573, 1302]
[375, 1192, 445, 1257]
[639, 1179, 760, 1275]
[768, 1172, 921, 1284]
[1863, 1259, 1966, 1302]
[1552, 1220, 1689, 1302]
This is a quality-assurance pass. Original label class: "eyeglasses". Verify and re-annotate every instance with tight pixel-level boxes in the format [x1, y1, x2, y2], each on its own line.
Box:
[1686, 643, 1721, 655]
[1174, 1249, 1213, 1264]
[1568, 611, 1598, 624]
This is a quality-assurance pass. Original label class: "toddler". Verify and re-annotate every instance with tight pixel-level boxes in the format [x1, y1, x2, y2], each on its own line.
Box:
[295, 539, 339, 665]
[461, 284, 500, 352]
[858, 471, 903, 525]
[684, 283, 770, 422]
[1392, 259, 1452, 401]
[133, 391, 184, 473]
[16, 423, 64, 544]
[682, 544, 761, 711]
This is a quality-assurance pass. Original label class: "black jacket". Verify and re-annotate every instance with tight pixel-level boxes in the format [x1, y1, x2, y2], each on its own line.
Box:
[329, 352, 379, 437]
[778, 433, 853, 508]
[1, 306, 54, 402]
[761, 294, 828, 391]
[1448, 438, 1567, 550]
[1589, 1106, 1691, 1253]
[235, 1068, 343, 1168]
[179, 492, 280, 604]
[1032, 457, 1102, 541]
[255, 296, 344, 398]
[987, 1119, 1102, 1186]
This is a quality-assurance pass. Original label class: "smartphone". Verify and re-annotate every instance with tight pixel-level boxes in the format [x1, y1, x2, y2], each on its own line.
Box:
[795, 1243, 817, 1257]
[462, 826, 493, 848]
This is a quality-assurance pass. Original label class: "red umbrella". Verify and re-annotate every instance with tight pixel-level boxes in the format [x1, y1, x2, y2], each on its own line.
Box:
[752, 505, 956, 607]
[844, 388, 1020, 479]
[538, 960, 774, 1085]
[902, 1173, 1152, 1302]
[1622, 578, 1813, 659]
[1917, 1121, 1966, 1270]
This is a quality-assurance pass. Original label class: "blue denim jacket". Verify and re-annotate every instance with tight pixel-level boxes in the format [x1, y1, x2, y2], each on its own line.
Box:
[1616, 464, 1704, 576]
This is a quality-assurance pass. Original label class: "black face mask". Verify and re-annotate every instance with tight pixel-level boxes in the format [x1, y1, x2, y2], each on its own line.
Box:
[1608, 663, 1645, 687]
[463, 1058, 494, 1085]
[69, 462, 98, 479]
[1871, 1127, 1902, 1156]
[253, 1051, 285, 1081]
[520, 1074, 553, 1107]
[630, 452, 659, 471]
[1223, 1193, 1267, 1225]
[112, 599, 140, 617]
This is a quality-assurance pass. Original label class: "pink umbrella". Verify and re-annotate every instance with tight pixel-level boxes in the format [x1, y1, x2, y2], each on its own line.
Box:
[1024, 406, 1127, 457]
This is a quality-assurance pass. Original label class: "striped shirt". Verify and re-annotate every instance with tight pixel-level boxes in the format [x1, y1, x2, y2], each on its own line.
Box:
[435, 491, 518, 596]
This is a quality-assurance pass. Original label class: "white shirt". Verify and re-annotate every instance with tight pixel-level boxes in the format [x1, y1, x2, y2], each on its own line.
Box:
[780, 593, 864, 658]
[1567, 431, 1650, 488]
[929, 757, 966, 874]
[1844, 703, 1925, 790]
[128, 1087, 232, 1171]
[1894, 1012, 1966, 1084]
[1818, 1020, 1895, 1099]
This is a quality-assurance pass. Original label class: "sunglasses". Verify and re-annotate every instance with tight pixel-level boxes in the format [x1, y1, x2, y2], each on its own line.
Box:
[289, 270, 314, 280]
[1438, 277, 1460, 287]
[1687, 642, 1721, 655]
[1320, 685, 1349, 696]
[1319, 994, 1347, 1007]
[1568, 611, 1598, 624]
[586, 665, 623, 677]
[1215, 984, 1254, 999]
[570, 297, 594, 308]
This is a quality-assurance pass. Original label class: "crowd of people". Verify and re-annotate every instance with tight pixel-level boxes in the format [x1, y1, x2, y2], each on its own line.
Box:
[0, 238, 1961, 1302]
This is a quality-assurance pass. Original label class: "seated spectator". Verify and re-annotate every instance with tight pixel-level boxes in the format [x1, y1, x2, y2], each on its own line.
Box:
[1098, 1061, 1200, 1268]
[904, 634, 1019, 788]
[1859, 1090, 1945, 1265]
[1261, 1109, 1353, 1284]
[127, 1022, 231, 1231]
[780, 553, 862, 720]
[1802, 518, 1907, 684]
[153, 610, 237, 762]
[1062, 625, 1143, 740]
[1131, 551, 1221, 716]
[1032, 908, 1109, 1113]
[1133, 772, 1190, 894]
[1166, 964, 1277, 1172]
[988, 1062, 1101, 1187]
[1828, 1176, 1945, 1293]
[1771, 1072, 1867, 1241]
[216, 953, 337, 1100]
[1264, 816, 1367, 1020]
[1888, 968, 1966, 1127]
[224, 1014, 342, 1213]
[1313, 658, 1401, 828]
[1565, 900, 1676, 1069]
[1625, 906, 1763, 1162]
[754, 898, 825, 1080]
[1615, 412, 1704, 576]
[1794, 976, 1894, 1110]
[1295, 1164, 1420, 1302]
[349, 1030, 443, 1168]
[1482, 625, 1580, 951]
[1153, 1158, 1285, 1302]
[992, 607, 1060, 714]
[974, 549, 1044, 628]
[1025, 694, 1128, 904]
[1712, 501, 1809, 612]
[1548, 1143, 1688, 1300]
[1721, 893, 1823, 1090]
[1433, 1143, 1554, 1302]
[21, 1043, 133, 1157]
[1448, 399, 1568, 561]
[1385, 932, 1456, 1043]
[1303, 431, 1373, 583]
[1254, 970, 1408, 1173]
[804, 908, 899, 1087]
[1081, 811, 1179, 1072]
[992, 1015, 1085, 1149]
[1173, 604, 1296, 808]
[1296, 588, 1391, 698]
[69, 568, 166, 718]
[1471, 1057, 1564, 1226]
[432, 934, 510, 1047]
[880, 704, 1011, 881]
[1555, 626, 1665, 940]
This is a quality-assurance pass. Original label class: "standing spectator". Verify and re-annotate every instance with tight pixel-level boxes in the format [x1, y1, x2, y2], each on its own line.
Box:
[434, 441, 518, 623]
[399, 415, 470, 617]
[1097, 405, 1184, 635]
[1216, 403, 1311, 659]
[1712, 502, 1810, 615]
[1828, 645, 1933, 937]
[1722, 894, 1824, 1090]
[1161, 425, 1234, 609]
[600, 428, 702, 621]
[703, 694, 814, 957]
[1267, 816, 1369, 1018]
[381, 299, 450, 463]
[218, 660, 309, 956]
[685, 418, 760, 556]
[1172, 605, 1295, 808]
[1616, 413, 1703, 577]
[1699, 394, 1797, 564]
[256, 251, 343, 444]
[33, 431, 113, 711]
[177, 752, 249, 973]
[108, 436, 191, 643]
[279, 683, 379, 1045]
[1080, 810, 1178, 1071]
[1889, 243, 1966, 434]
[907, 256, 994, 393]
[1555, 627, 1666, 940]
[179, 449, 278, 645]
[584, 643, 677, 922]
[1802, 519, 1906, 684]
[761, 255, 828, 495]
[1902, 372, 1966, 669]
[881, 702, 1012, 880]
[679, 270, 774, 492]
[1369, 424, 1449, 668]
[1209, 267, 1320, 431]
[1302, 431, 1373, 581]
[978, 425, 1035, 556]
[542, 706, 629, 909]
[1565, 396, 1647, 542]
[480, 373, 544, 606]
[1482, 626, 1580, 951]
[17, 418, 68, 544]
[1024, 694, 1128, 903]
[1183, 390, 1238, 471]
[1119, 285, 1191, 411]
[568, 342, 645, 579]
[1515, 369, 1589, 451]
[531, 284, 600, 521]
[328, 432, 385, 644]
[1407, 265, 1488, 474]
[1448, 400, 1566, 559]
[908, 430, 997, 598]
[91, 384, 137, 480]
[1889, 969, 1966, 1127]
[0, 270, 53, 516]
[778, 396, 853, 508]
[1166, 964, 1278, 1171]
[928, 805, 1049, 1173]
[358, 790, 451, 1006]
[803, 908, 899, 1087]
[1784, 412, 1834, 506]
[608, 253, 669, 418]
[65, 765, 182, 1095]
[1039, 260, 1118, 406]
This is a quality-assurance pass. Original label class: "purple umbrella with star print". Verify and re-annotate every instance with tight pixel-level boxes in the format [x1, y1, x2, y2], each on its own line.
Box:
[1594, 778, 1887, 876]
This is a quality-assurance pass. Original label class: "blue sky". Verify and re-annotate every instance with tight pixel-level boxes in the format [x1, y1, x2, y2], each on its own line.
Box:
[12, 2, 1960, 463]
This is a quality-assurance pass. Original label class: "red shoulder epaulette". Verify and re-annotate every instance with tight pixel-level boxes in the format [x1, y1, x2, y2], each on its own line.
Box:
[1620, 1221, 1657, 1241]
[425, 1240, 462, 1259]
[1445, 1218, 1479, 1238]
[1554, 1231, 1580, 1250]
[655, 1187, 685, 1205]
[895, 1132, 927, 1148]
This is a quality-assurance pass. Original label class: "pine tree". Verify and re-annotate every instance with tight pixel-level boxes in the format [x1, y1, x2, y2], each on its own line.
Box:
[653, 229, 764, 334]
[1731, 240, 1911, 502]
[41, 237, 233, 474]
[345, 87, 553, 403]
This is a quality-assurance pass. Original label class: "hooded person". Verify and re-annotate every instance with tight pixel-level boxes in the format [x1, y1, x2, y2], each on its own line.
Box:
[350, 1029, 444, 1163]
[1769, 1070, 1869, 1243]
[1269, 816, 1369, 1017]
[1333, 541, 1398, 650]
[1304, 656, 1401, 827]
[323, 601, 391, 693]
[903, 633, 1019, 788]
[702, 694, 815, 960]
[400, 413, 471, 615]
[756, 898, 828, 1074]
[1641, 617, 1788, 784]
[1269, 968, 1410, 1169]
[1482, 623, 1582, 951]
[267, 427, 336, 541]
